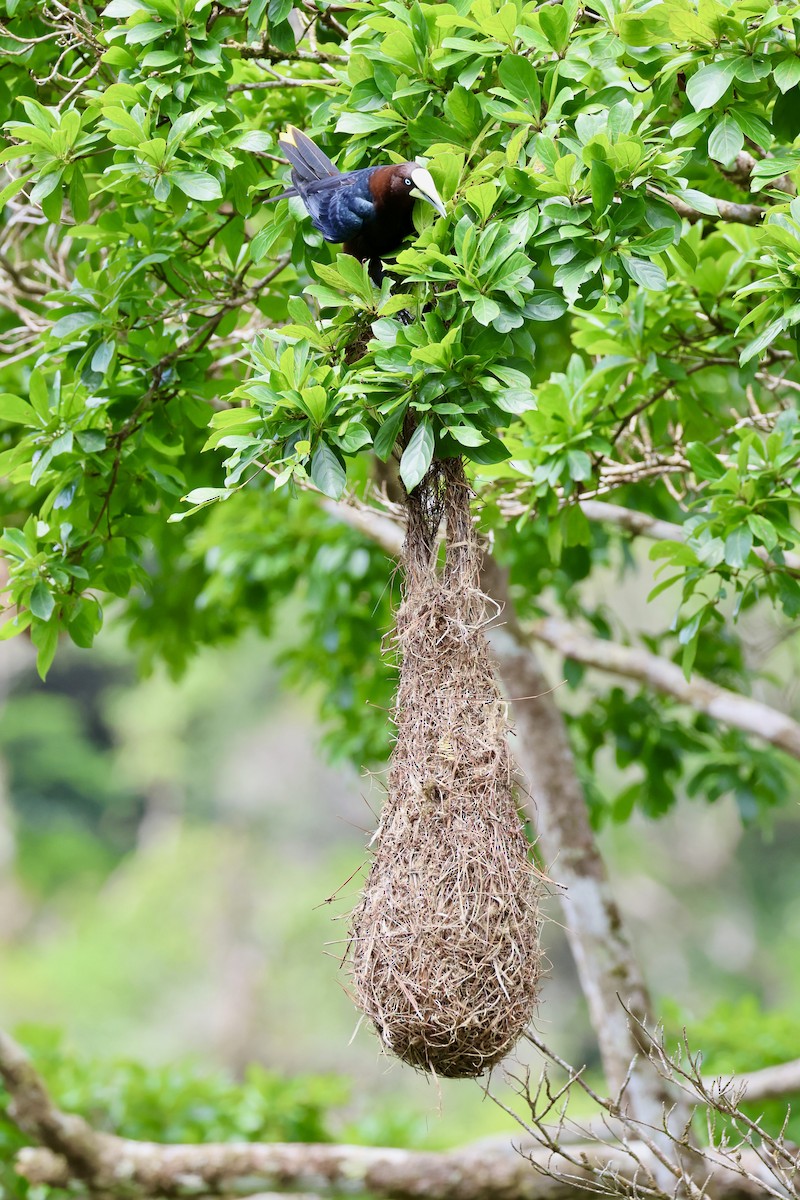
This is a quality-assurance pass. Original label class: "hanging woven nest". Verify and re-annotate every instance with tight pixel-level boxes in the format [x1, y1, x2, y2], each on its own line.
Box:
[349, 457, 543, 1078]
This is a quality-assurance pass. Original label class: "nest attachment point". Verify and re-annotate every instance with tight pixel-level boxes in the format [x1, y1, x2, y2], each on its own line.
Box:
[349, 458, 543, 1078]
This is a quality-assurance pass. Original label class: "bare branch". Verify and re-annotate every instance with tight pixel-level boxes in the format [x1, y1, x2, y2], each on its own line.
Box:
[703, 1058, 800, 1105]
[651, 187, 764, 226]
[577, 499, 800, 578]
[530, 614, 800, 761]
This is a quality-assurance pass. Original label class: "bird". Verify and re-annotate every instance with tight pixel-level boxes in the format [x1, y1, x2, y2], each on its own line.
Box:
[264, 126, 447, 285]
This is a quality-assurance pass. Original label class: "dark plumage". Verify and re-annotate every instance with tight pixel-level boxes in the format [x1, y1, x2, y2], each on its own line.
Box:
[265, 126, 446, 283]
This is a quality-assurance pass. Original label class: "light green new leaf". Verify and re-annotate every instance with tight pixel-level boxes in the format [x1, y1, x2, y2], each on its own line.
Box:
[0, 394, 40, 426]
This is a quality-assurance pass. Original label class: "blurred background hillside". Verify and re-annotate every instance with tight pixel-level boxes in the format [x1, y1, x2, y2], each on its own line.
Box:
[1, 567, 799, 1150]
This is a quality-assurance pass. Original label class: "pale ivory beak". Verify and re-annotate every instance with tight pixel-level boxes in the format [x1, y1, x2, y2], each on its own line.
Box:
[409, 167, 447, 219]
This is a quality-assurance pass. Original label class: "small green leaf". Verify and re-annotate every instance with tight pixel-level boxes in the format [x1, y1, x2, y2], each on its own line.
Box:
[51, 311, 98, 339]
[621, 255, 667, 291]
[539, 4, 569, 51]
[76, 429, 106, 453]
[374, 404, 408, 461]
[172, 171, 223, 200]
[590, 159, 615, 214]
[448, 424, 488, 447]
[31, 614, 59, 679]
[30, 580, 55, 621]
[774, 57, 800, 94]
[724, 526, 753, 569]
[399, 422, 434, 491]
[310, 442, 346, 498]
[687, 443, 725, 481]
[772, 87, 800, 143]
[674, 188, 719, 217]
[739, 317, 785, 365]
[747, 512, 778, 550]
[472, 296, 501, 325]
[524, 292, 567, 321]
[567, 449, 592, 480]
[91, 342, 115, 374]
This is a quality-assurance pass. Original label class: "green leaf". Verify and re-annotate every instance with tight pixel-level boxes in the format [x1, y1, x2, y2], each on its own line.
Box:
[471, 296, 501, 325]
[774, 57, 800, 94]
[686, 61, 736, 111]
[76, 430, 107, 453]
[374, 405, 408, 461]
[29, 580, 55, 621]
[567, 449, 592, 480]
[237, 131, 274, 152]
[399, 422, 434, 491]
[31, 615, 58, 679]
[0, 393, 39, 425]
[724, 526, 753, 569]
[30, 172, 63, 205]
[539, 4, 569, 51]
[621, 255, 667, 291]
[448, 424, 488, 447]
[524, 292, 567, 321]
[739, 317, 785, 365]
[687, 443, 725, 481]
[590, 159, 615, 214]
[310, 442, 346, 499]
[497, 55, 541, 109]
[772, 88, 800, 143]
[747, 512, 778, 551]
[91, 342, 115, 374]
[51, 311, 98, 339]
[465, 432, 509, 464]
[674, 188, 719, 217]
[444, 85, 482, 136]
[172, 171, 223, 200]
[707, 116, 743, 166]
[103, 0, 152, 14]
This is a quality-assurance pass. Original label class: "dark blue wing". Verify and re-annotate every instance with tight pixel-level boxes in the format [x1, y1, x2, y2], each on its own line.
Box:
[298, 169, 378, 242]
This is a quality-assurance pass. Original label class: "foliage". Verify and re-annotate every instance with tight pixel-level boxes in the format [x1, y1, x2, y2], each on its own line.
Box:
[1, 0, 799, 821]
[0, 1026, 347, 1200]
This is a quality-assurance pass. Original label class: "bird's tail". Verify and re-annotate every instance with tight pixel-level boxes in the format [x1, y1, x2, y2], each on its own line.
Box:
[278, 126, 339, 186]
[260, 185, 299, 204]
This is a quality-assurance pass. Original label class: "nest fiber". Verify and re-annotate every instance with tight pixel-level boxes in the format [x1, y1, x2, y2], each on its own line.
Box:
[350, 458, 543, 1078]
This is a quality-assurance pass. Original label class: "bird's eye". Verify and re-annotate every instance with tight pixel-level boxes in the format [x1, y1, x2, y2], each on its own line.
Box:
[404, 178, 411, 186]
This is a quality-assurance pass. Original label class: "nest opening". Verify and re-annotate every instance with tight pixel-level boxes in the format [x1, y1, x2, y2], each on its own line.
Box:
[349, 457, 543, 1078]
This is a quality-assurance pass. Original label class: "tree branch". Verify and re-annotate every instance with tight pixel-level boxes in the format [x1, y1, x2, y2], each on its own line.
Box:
[228, 39, 346, 63]
[662, 192, 764, 226]
[706, 1057, 800, 1104]
[529, 615, 800, 761]
[577, 499, 800, 577]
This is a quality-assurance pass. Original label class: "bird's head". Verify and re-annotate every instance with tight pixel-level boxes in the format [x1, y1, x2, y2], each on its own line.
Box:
[382, 164, 447, 219]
